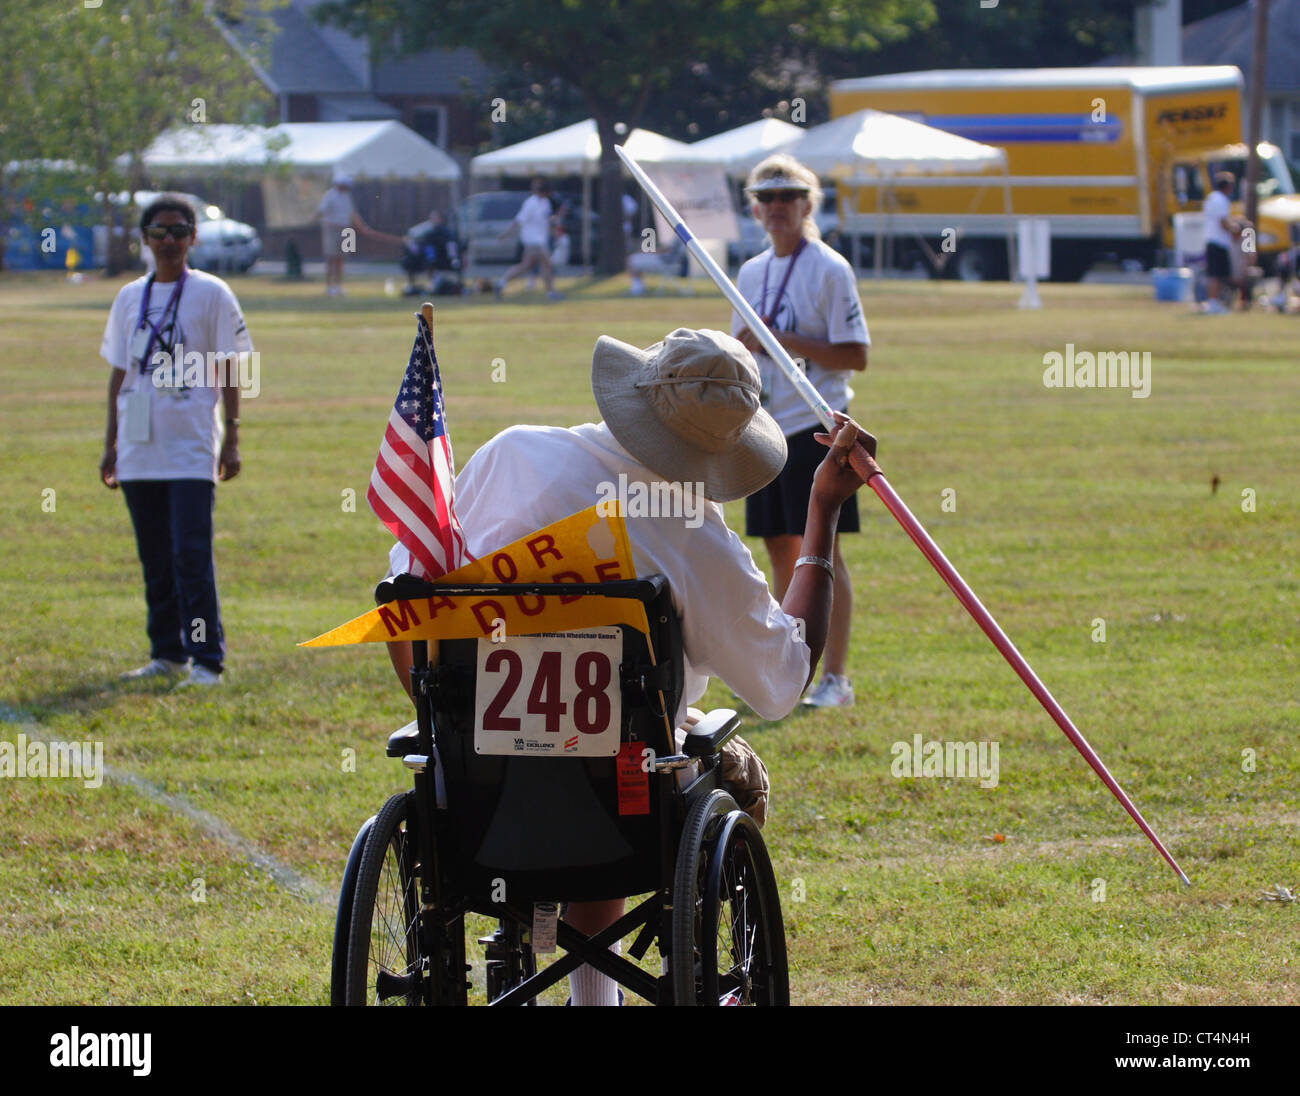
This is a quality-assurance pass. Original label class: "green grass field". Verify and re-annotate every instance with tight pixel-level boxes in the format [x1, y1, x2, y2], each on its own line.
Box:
[1, 269, 1296, 1005]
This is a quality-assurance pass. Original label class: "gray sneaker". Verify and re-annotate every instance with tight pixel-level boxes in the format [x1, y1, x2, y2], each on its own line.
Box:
[120, 658, 187, 681]
[801, 673, 854, 708]
[175, 664, 221, 688]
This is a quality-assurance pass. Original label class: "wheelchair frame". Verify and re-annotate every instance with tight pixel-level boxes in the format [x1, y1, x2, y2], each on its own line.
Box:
[330, 575, 789, 1006]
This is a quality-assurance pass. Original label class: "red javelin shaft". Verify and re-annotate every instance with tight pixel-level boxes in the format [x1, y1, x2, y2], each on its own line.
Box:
[848, 447, 1189, 884]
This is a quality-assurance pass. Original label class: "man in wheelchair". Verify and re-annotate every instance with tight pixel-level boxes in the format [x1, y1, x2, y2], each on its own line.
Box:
[379, 327, 872, 1005]
[399, 209, 461, 297]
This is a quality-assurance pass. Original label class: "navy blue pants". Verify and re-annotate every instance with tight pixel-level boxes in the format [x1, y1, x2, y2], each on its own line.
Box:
[121, 480, 224, 673]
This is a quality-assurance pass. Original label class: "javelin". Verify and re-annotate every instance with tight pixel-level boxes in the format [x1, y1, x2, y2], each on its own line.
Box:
[616, 144, 1189, 885]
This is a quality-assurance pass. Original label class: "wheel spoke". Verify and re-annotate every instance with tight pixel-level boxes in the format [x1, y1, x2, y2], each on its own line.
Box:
[366, 827, 423, 1004]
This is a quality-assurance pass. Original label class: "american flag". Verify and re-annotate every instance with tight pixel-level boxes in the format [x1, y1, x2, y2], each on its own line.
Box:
[367, 314, 472, 578]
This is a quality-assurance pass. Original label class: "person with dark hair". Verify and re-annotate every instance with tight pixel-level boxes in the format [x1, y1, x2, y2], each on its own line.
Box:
[494, 177, 562, 300]
[400, 209, 460, 296]
[1203, 171, 1251, 314]
[99, 193, 254, 687]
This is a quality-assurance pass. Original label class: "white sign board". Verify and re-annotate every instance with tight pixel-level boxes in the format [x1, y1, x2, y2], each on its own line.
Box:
[643, 163, 738, 243]
[1173, 212, 1206, 268]
[1017, 218, 1051, 279]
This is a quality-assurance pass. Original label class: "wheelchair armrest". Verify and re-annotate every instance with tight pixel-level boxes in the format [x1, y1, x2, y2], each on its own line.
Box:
[682, 709, 740, 758]
[386, 720, 420, 757]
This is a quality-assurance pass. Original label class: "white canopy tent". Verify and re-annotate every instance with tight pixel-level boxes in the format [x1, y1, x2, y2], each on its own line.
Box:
[684, 118, 805, 179]
[140, 122, 463, 228]
[785, 109, 1012, 276]
[471, 119, 695, 266]
[471, 118, 693, 176]
[141, 121, 461, 180]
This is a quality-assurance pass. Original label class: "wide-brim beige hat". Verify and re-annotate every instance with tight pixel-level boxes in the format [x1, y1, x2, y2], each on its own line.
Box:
[592, 327, 787, 503]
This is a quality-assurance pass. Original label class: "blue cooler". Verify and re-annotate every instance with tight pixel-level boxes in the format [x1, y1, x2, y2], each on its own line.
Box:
[1152, 267, 1193, 302]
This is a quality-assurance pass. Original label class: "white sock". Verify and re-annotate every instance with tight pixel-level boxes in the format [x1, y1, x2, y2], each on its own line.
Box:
[569, 940, 621, 1006]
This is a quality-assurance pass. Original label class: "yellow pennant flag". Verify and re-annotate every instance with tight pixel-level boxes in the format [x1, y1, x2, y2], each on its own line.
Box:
[300, 506, 644, 647]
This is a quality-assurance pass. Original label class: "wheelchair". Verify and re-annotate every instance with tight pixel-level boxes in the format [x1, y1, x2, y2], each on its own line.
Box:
[330, 574, 789, 1005]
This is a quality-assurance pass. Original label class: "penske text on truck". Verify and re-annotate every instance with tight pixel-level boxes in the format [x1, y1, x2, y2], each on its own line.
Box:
[829, 66, 1300, 281]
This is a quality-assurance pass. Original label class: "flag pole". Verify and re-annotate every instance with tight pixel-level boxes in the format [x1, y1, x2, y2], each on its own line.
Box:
[615, 144, 1189, 886]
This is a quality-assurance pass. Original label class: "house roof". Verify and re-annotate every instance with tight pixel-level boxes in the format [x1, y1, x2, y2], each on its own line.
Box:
[373, 47, 493, 97]
[1182, 0, 1300, 93]
[224, 0, 363, 94]
[223, 0, 492, 99]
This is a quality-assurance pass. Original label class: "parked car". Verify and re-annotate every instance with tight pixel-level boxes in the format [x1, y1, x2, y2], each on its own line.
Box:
[130, 190, 261, 273]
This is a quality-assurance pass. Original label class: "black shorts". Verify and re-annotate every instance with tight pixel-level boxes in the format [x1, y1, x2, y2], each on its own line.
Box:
[1206, 242, 1231, 278]
[745, 419, 860, 538]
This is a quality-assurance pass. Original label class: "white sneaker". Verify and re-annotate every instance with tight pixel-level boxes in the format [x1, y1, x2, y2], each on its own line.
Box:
[120, 658, 187, 681]
[175, 664, 222, 688]
[801, 673, 854, 708]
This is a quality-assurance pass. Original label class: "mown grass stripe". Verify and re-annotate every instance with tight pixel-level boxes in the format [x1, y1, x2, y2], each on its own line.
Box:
[0, 703, 332, 907]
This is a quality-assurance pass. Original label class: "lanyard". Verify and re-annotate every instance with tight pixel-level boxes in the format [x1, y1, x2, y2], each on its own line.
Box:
[135, 268, 187, 372]
[758, 237, 806, 327]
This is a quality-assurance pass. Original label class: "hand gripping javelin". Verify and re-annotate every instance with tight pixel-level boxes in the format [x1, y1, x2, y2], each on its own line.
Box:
[616, 144, 1188, 885]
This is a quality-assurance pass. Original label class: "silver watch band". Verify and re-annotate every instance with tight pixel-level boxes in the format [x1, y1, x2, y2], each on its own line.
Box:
[795, 555, 834, 579]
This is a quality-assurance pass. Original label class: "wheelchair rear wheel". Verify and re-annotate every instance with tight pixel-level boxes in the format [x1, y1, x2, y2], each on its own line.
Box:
[344, 791, 469, 1005]
[341, 792, 544, 1005]
[671, 789, 789, 1005]
[344, 792, 429, 1004]
[703, 809, 789, 1005]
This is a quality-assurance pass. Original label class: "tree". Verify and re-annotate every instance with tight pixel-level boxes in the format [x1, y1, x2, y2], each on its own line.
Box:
[319, 0, 935, 274]
[9, 0, 274, 275]
[0, 0, 83, 272]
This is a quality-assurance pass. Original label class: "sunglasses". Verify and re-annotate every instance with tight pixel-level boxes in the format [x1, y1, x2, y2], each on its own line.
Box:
[755, 189, 809, 204]
[143, 224, 193, 240]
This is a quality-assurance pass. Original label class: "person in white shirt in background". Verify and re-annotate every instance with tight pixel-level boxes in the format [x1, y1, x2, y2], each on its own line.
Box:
[732, 154, 870, 709]
[314, 170, 405, 298]
[384, 327, 876, 1004]
[99, 194, 254, 688]
[1202, 171, 1251, 314]
[495, 177, 562, 300]
[621, 192, 638, 250]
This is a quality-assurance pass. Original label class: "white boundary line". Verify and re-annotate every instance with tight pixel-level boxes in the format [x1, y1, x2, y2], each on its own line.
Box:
[0, 704, 332, 907]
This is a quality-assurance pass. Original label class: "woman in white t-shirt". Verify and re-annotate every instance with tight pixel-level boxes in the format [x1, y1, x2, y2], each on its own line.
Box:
[731, 155, 870, 709]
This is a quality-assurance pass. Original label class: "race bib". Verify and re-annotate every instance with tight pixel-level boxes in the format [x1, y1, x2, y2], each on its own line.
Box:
[473, 629, 622, 757]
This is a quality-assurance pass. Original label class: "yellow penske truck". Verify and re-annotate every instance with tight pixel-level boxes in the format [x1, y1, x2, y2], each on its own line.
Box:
[829, 66, 1300, 280]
